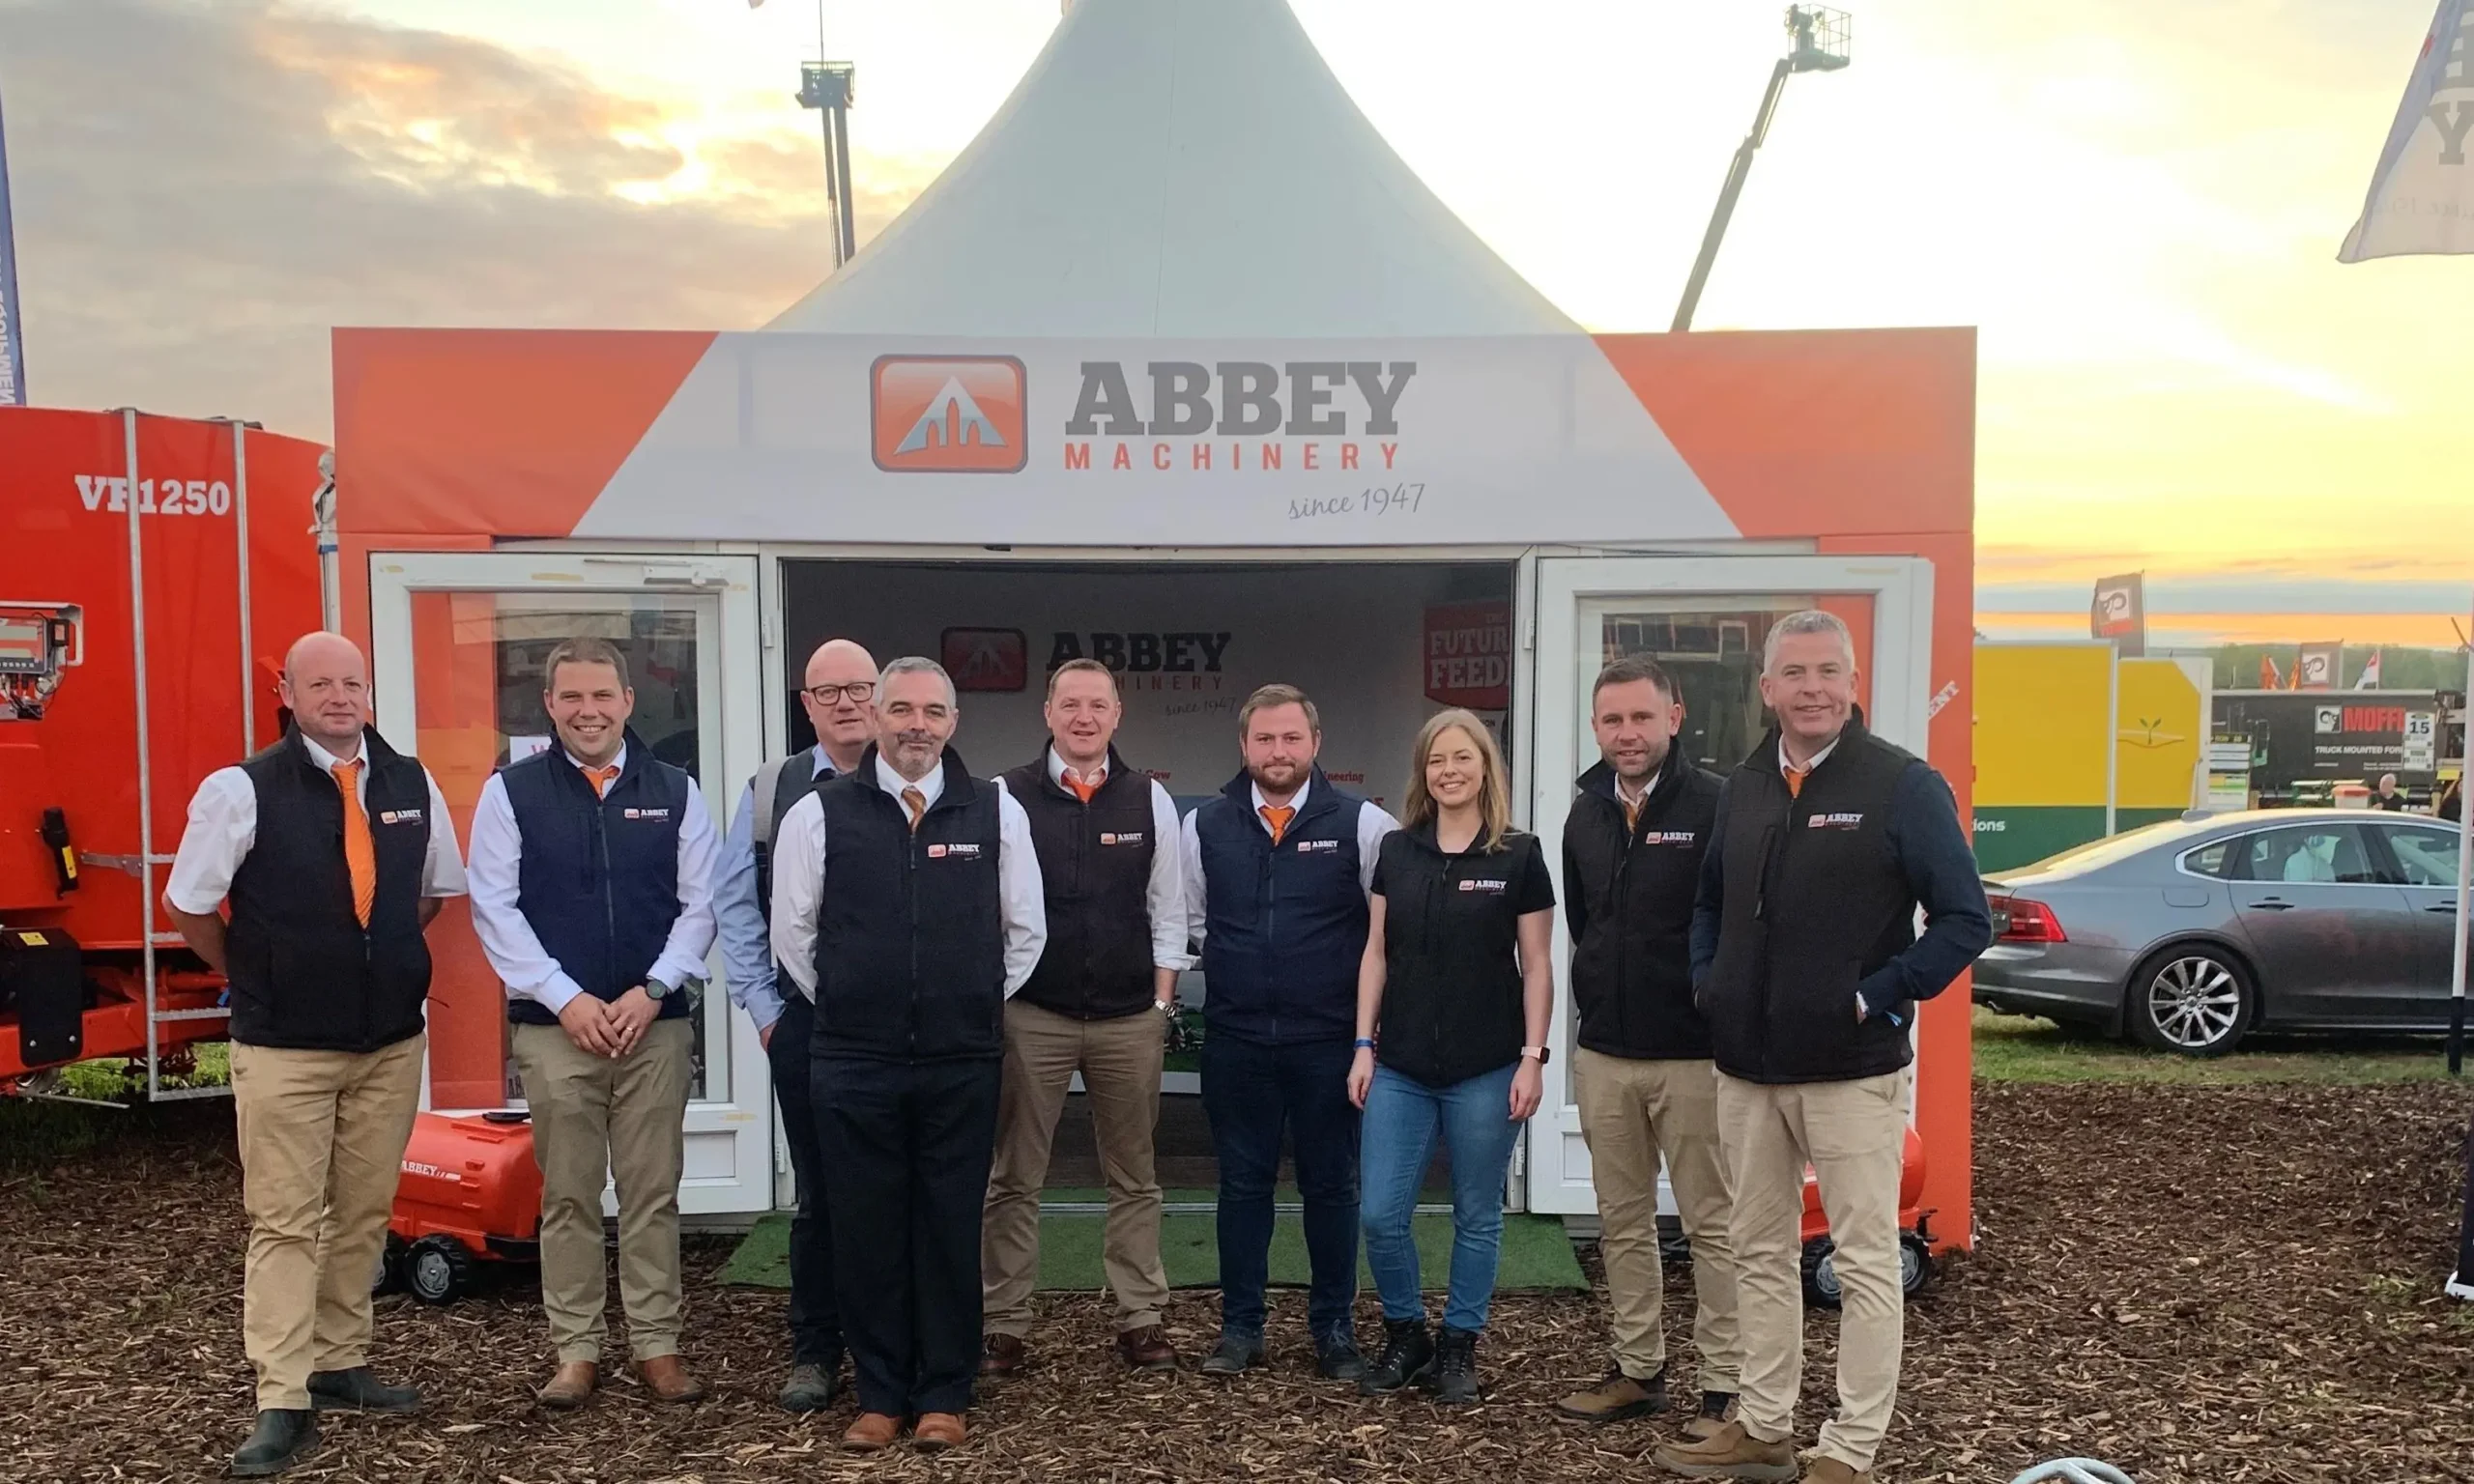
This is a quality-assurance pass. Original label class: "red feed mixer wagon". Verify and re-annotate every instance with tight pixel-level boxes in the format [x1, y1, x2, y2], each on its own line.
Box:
[0, 407, 326, 1096]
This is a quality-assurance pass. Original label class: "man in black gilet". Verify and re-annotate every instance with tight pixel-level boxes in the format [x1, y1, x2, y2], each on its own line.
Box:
[164, 633, 467, 1477]
[712, 638, 877, 1413]
[768, 657, 1047, 1454]
[980, 658, 1189, 1378]
[1656, 613, 1989, 1484]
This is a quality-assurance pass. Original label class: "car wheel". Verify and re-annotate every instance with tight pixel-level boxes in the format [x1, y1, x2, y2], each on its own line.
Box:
[2126, 946, 2254, 1057]
[405, 1235, 473, 1305]
[1800, 1238, 1841, 1308]
[1899, 1232, 1933, 1296]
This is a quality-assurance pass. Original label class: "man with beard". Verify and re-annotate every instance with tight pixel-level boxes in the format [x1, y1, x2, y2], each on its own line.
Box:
[1181, 684, 1397, 1381]
[770, 657, 1047, 1453]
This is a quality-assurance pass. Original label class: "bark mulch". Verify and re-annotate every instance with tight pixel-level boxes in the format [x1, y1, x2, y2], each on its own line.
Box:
[4, 1080, 2473, 1483]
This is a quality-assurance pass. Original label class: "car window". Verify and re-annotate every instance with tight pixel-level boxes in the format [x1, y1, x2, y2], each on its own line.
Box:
[2233, 825, 2380, 885]
[2382, 827, 2462, 888]
[2178, 840, 2233, 878]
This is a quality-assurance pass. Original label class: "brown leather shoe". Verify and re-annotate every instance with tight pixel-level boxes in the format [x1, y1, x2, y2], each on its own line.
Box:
[1115, 1325, 1178, 1371]
[913, 1412, 967, 1451]
[535, 1361, 598, 1411]
[979, 1332, 1026, 1378]
[841, 1413, 902, 1452]
[1652, 1420, 1798, 1481]
[1801, 1459, 1871, 1484]
[631, 1354, 707, 1405]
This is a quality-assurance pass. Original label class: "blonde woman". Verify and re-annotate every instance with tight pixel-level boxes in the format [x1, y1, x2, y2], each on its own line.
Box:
[1345, 709, 1556, 1404]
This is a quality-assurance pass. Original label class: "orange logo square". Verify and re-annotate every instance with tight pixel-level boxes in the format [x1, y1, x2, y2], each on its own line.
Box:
[872, 356, 1027, 472]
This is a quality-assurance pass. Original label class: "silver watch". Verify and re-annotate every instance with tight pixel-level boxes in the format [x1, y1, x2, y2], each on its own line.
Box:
[644, 976, 676, 1003]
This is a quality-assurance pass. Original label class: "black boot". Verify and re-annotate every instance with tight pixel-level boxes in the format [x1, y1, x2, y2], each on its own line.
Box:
[228, 1409, 318, 1477]
[1313, 1330, 1366, 1383]
[1358, 1317, 1436, 1395]
[306, 1366, 422, 1413]
[1425, 1326, 1481, 1406]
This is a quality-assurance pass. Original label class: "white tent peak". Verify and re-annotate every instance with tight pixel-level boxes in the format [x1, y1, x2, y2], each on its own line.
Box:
[765, 0, 1578, 337]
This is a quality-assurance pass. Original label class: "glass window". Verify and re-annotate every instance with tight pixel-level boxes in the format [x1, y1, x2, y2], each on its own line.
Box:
[2384, 827, 2462, 888]
[1590, 600, 1868, 775]
[2176, 838, 2234, 879]
[2232, 825, 2379, 886]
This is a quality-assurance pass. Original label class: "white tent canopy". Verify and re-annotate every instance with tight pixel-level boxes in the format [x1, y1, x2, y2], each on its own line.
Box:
[765, 0, 1577, 336]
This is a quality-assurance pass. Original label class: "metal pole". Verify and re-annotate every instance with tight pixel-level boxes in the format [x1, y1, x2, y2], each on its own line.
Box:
[120, 409, 162, 1097]
[2450, 613, 2472, 1076]
[230, 421, 255, 749]
[2104, 645, 2119, 838]
[1674, 57, 1792, 331]
[313, 453, 341, 636]
[831, 99, 857, 265]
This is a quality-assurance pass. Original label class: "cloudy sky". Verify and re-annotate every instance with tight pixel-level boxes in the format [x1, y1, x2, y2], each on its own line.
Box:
[1, 0, 2466, 644]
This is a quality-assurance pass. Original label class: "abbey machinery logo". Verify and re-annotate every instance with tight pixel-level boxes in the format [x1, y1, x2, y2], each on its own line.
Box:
[872, 356, 1027, 472]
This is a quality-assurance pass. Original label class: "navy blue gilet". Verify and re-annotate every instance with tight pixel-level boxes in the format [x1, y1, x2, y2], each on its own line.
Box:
[1193, 767, 1369, 1045]
[499, 732, 690, 1025]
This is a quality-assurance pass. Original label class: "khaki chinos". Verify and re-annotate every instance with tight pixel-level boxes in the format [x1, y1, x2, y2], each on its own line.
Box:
[512, 1017, 697, 1365]
[1720, 1065, 1912, 1474]
[1572, 1047, 1740, 1390]
[982, 998, 1172, 1335]
[231, 1034, 428, 1411]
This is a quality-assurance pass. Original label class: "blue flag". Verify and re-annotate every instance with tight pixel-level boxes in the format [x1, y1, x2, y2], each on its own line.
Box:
[0, 91, 24, 405]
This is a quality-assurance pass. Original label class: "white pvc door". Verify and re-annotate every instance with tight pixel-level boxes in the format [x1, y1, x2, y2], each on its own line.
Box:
[1520, 555, 1932, 1215]
[370, 551, 773, 1216]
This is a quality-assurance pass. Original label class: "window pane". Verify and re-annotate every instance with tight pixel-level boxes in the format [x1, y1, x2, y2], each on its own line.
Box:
[2388, 829, 2462, 888]
[2243, 826, 2377, 885]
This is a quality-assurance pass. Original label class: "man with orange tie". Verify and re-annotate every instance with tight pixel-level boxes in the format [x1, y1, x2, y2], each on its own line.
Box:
[467, 637, 720, 1412]
[165, 632, 468, 1477]
[1181, 684, 1397, 1380]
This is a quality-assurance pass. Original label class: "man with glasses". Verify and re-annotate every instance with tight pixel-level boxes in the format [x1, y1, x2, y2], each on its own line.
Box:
[712, 639, 878, 1412]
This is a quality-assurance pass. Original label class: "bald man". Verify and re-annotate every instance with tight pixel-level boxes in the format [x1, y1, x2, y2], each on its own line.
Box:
[712, 639, 878, 1412]
[165, 633, 468, 1478]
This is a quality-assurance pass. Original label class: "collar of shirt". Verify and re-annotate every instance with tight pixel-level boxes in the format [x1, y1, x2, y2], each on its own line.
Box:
[1614, 767, 1660, 812]
[562, 743, 627, 777]
[1048, 747, 1108, 791]
[877, 753, 945, 809]
[1779, 735, 1840, 778]
[1251, 776, 1310, 830]
[299, 731, 368, 775]
[809, 745, 837, 780]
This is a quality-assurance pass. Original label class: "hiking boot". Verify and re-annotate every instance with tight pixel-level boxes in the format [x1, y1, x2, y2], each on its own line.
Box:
[1556, 1366, 1666, 1422]
[1199, 1333, 1265, 1377]
[778, 1360, 837, 1413]
[228, 1410, 318, 1478]
[1357, 1318, 1435, 1395]
[1425, 1325, 1481, 1406]
[305, 1367, 422, 1413]
[1653, 1420, 1798, 1481]
[1115, 1325, 1178, 1371]
[1801, 1459, 1870, 1484]
[979, 1332, 1026, 1378]
[1314, 1332, 1366, 1383]
[1684, 1389, 1738, 1441]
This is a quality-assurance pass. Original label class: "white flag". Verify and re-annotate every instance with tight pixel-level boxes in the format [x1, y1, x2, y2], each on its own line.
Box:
[2356, 650, 2386, 689]
[2340, 0, 2474, 261]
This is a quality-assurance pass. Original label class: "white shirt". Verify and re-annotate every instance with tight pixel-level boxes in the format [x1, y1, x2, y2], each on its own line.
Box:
[164, 732, 468, 915]
[767, 756, 1050, 1001]
[1614, 766, 1661, 817]
[1179, 777, 1398, 951]
[1781, 735, 1842, 780]
[464, 744, 722, 1015]
[991, 749, 1193, 973]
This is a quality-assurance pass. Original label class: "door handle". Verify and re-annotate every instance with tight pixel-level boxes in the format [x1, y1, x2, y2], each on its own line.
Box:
[2431, 904, 2462, 914]
[2251, 899, 2294, 911]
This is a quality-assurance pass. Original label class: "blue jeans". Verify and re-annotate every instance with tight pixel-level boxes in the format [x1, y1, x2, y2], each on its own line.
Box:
[1201, 1031, 1360, 1344]
[1359, 1061, 1522, 1333]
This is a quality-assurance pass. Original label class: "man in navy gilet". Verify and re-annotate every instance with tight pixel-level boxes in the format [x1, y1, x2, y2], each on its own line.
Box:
[1657, 612, 1989, 1484]
[467, 637, 720, 1412]
[165, 633, 467, 1478]
[712, 638, 878, 1413]
[769, 657, 1047, 1454]
[1181, 684, 1398, 1381]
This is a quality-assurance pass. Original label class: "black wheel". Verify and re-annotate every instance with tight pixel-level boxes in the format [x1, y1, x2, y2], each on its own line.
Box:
[2125, 944, 2254, 1057]
[374, 1232, 408, 1297]
[405, 1236, 473, 1305]
[1899, 1232, 1933, 1297]
[1800, 1238, 1841, 1308]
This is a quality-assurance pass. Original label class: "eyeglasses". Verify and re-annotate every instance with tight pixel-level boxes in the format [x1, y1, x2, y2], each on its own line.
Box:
[802, 681, 876, 705]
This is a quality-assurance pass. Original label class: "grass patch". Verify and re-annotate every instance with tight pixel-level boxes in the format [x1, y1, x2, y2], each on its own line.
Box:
[1970, 1005, 2453, 1086]
[51, 1042, 231, 1100]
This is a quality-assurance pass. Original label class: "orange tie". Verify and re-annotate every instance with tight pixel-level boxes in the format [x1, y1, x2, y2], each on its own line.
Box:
[1065, 767, 1103, 804]
[1622, 794, 1644, 832]
[903, 786, 928, 832]
[1785, 765, 1810, 799]
[331, 760, 376, 928]
[582, 764, 620, 799]
[1259, 805, 1295, 844]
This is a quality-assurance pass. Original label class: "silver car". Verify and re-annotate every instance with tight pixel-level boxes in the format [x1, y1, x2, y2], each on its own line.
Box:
[1974, 809, 2464, 1056]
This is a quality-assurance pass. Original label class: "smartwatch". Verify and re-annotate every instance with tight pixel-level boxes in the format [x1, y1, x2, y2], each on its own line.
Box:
[1519, 1044, 1551, 1066]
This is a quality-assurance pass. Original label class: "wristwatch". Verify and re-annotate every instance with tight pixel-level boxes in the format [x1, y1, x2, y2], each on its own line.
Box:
[644, 976, 676, 1003]
[1153, 997, 1178, 1014]
[1520, 1044, 1551, 1066]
